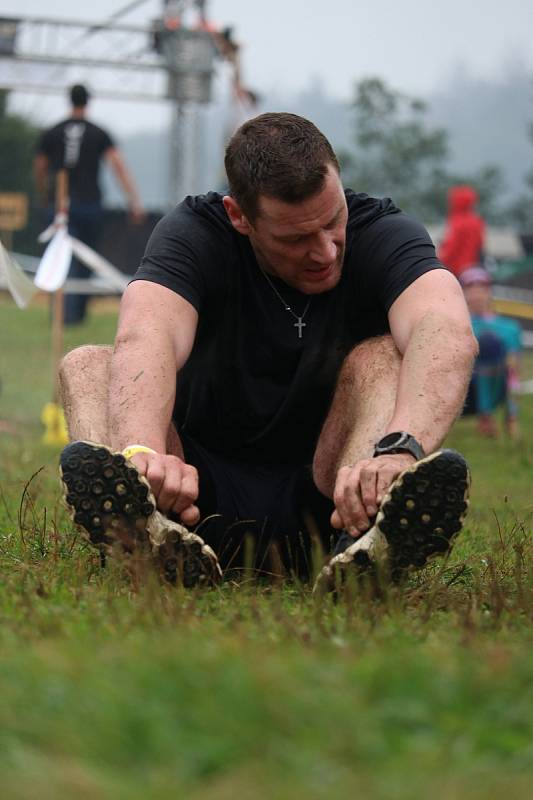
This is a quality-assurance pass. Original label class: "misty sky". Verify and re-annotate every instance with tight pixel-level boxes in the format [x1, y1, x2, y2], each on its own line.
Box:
[2, 0, 533, 133]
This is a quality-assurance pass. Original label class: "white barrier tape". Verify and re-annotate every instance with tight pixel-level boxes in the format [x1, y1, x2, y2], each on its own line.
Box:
[1, 273, 123, 296]
[70, 237, 128, 291]
[0, 241, 37, 308]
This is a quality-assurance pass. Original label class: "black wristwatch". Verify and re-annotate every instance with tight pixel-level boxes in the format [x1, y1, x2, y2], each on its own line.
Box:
[373, 431, 425, 461]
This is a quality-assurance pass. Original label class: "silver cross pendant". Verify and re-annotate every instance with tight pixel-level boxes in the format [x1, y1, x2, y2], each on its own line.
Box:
[294, 318, 306, 338]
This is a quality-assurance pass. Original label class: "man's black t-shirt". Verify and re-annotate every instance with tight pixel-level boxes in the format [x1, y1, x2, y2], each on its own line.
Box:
[134, 191, 442, 465]
[36, 118, 114, 204]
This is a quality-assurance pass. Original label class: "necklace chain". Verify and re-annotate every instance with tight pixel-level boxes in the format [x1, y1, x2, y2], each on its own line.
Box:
[259, 268, 312, 338]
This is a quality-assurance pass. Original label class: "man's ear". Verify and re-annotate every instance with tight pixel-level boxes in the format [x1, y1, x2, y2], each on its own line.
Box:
[223, 195, 252, 235]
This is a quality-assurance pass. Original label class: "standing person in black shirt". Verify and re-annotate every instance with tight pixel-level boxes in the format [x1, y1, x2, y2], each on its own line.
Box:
[57, 113, 477, 591]
[34, 84, 144, 324]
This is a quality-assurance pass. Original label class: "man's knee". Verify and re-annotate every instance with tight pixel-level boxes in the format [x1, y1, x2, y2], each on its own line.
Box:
[58, 345, 113, 443]
[60, 344, 111, 374]
[59, 345, 112, 391]
[342, 334, 401, 378]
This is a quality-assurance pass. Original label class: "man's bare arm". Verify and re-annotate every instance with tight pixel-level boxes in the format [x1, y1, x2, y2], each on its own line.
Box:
[33, 153, 49, 206]
[385, 268, 477, 449]
[333, 269, 478, 534]
[108, 280, 200, 522]
[105, 147, 144, 223]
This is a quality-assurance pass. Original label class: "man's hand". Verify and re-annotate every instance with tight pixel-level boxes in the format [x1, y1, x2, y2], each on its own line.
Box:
[129, 451, 200, 526]
[331, 453, 416, 537]
[129, 201, 146, 225]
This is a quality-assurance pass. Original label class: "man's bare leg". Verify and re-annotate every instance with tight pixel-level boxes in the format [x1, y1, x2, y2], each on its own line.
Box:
[58, 345, 221, 586]
[59, 345, 112, 443]
[311, 336, 470, 590]
[313, 335, 400, 497]
[59, 345, 184, 457]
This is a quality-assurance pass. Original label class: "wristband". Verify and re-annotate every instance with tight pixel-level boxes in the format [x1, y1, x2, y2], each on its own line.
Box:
[122, 444, 156, 460]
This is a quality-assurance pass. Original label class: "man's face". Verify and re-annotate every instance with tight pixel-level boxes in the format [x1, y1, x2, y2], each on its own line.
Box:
[225, 164, 348, 294]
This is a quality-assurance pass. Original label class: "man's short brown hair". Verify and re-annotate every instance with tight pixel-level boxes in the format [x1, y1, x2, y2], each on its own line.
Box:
[224, 112, 340, 222]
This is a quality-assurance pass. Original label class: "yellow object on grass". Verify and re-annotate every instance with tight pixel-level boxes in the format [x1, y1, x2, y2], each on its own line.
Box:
[41, 401, 69, 446]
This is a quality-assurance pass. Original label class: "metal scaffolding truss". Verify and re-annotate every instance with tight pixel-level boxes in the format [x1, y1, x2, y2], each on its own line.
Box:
[0, 15, 169, 101]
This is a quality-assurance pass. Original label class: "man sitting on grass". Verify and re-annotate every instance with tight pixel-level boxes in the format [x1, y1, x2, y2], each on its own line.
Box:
[58, 112, 477, 590]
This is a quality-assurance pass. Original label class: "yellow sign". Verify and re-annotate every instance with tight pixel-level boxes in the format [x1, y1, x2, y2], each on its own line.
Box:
[0, 193, 28, 231]
[493, 298, 533, 321]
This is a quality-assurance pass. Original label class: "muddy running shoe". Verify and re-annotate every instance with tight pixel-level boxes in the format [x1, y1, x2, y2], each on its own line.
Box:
[59, 440, 222, 587]
[314, 449, 470, 593]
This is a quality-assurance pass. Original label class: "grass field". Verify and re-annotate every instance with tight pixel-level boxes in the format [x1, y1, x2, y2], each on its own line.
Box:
[1, 298, 532, 800]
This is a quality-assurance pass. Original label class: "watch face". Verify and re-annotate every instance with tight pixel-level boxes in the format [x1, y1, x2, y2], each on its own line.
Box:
[379, 432, 405, 448]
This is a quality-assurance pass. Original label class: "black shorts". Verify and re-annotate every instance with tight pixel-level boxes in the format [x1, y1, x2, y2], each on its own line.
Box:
[180, 433, 337, 579]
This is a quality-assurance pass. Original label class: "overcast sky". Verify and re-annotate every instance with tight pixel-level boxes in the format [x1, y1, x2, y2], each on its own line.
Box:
[2, 0, 533, 133]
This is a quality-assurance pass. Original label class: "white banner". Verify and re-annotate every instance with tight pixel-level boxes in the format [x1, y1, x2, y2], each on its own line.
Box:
[34, 227, 73, 292]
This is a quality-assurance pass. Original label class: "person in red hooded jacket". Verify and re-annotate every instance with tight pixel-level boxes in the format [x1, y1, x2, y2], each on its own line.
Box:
[438, 185, 486, 278]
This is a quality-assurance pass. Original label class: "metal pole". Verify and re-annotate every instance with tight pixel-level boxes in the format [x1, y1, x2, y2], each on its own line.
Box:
[191, 103, 204, 194]
[168, 99, 186, 208]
